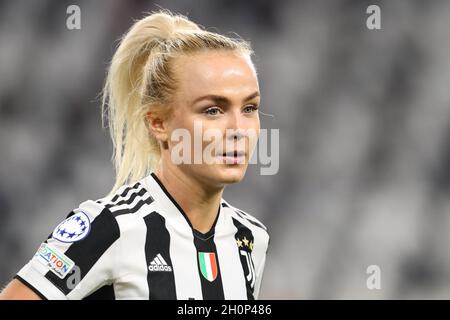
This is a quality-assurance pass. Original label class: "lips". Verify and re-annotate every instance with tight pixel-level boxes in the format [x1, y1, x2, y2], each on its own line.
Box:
[221, 151, 246, 157]
[216, 150, 246, 165]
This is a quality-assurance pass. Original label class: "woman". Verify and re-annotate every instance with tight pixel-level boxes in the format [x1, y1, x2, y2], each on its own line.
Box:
[0, 10, 269, 300]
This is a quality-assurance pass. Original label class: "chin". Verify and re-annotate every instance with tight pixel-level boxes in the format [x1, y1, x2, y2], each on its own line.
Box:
[214, 164, 247, 184]
[188, 164, 248, 189]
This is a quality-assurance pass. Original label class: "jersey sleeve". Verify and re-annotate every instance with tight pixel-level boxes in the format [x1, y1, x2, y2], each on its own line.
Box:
[15, 200, 121, 300]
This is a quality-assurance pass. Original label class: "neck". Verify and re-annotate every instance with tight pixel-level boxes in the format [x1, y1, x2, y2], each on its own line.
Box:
[154, 164, 224, 234]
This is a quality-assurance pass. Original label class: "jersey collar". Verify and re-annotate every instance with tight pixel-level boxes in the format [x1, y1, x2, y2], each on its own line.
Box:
[143, 172, 222, 239]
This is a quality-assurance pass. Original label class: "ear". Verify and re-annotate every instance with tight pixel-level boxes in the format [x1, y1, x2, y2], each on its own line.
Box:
[146, 111, 169, 143]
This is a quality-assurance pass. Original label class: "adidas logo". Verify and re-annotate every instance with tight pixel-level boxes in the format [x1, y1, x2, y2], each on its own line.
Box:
[148, 253, 172, 272]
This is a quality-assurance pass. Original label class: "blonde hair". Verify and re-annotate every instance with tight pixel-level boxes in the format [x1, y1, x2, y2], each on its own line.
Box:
[101, 10, 253, 194]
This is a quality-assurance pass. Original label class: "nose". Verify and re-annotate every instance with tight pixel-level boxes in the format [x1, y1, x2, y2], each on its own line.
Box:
[225, 110, 245, 141]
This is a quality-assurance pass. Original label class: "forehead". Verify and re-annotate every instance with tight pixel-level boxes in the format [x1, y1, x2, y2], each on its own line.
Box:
[172, 51, 259, 101]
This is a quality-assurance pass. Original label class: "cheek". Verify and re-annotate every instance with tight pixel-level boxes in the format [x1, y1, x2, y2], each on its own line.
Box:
[167, 108, 195, 136]
[243, 116, 260, 136]
[246, 118, 260, 151]
[252, 117, 261, 133]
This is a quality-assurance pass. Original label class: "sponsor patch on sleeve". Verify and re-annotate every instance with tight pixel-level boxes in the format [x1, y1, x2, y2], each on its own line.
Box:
[34, 243, 75, 279]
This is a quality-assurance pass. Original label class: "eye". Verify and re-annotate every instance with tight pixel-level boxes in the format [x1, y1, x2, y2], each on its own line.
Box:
[203, 106, 222, 116]
[243, 104, 259, 113]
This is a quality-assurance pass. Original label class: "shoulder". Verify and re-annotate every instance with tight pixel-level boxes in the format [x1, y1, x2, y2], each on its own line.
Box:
[94, 180, 155, 218]
[82, 180, 157, 238]
[54, 180, 154, 245]
[50, 199, 120, 247]
[221, 199, 270, 241]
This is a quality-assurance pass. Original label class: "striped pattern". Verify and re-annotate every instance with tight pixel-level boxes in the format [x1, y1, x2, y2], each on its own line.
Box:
[144, 211, 176, 299]
[221, 202, 267, 231]
[99, 182, 154, 217]
[16, 173, 269, 300]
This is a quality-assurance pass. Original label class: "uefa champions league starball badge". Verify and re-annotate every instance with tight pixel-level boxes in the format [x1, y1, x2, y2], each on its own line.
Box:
[52, 211, 91, 243]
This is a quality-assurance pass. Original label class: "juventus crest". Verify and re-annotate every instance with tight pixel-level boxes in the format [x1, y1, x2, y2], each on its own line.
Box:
[236, 236, 256, 289]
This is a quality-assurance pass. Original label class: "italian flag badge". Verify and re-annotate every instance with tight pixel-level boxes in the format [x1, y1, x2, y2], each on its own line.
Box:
[198, 252, 218, 282]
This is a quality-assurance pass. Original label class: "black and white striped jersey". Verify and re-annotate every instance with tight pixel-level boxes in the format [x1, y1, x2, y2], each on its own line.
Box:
[16, 173, 269, 300]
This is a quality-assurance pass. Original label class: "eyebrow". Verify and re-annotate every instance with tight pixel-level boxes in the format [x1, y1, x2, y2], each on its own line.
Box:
[191, 91, 260, 106]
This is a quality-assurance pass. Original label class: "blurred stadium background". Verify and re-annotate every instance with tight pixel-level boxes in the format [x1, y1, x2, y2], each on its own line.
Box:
[1, 0, 450, 299]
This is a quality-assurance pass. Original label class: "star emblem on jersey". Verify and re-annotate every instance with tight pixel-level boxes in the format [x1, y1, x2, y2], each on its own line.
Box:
[198, 252, 218, 282]
[52, 211, 91, 243]
[236, 236, 253, 252]
[148, 254, 172, 272]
